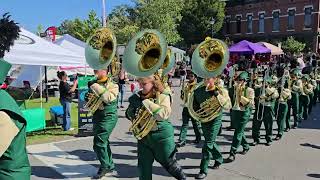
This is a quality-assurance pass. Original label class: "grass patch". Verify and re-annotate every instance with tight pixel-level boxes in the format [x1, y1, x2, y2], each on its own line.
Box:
[24, 98, 79, 145]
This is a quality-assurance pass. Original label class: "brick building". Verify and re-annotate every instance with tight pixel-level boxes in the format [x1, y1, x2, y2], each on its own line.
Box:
[223, 0, 320, 52]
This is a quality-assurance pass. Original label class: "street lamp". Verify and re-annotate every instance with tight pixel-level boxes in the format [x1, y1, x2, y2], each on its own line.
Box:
[210, 17, 215, 38]
[102, 0, 107, 27]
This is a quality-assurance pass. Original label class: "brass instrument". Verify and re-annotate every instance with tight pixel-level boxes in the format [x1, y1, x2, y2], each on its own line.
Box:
[129, 104, 157, 140]
[275, 76, 286, 120]
[123, 29, 168, 140]
[181, 81, 196, 104]
[187, 37, 229, 123]
[233, 82, 244, 111]
[229, 65, 237, 89]
[110, 56, 121, 78]
[256, 68, 270, 121]
[84, 27, 117, 114]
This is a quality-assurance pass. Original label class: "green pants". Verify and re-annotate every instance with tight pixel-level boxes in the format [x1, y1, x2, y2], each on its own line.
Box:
[200, 114, 223, 174]
[137, 121, 176, 180]
[287, 92, 300, 127]
[308, 93, 314, 114]
[93, 103, 118, 170]
[230, 109, 251, 155]
[276, 102, 288, 136]
[252, 104, 274, 143]
[229, 88, 235, 128]
[179, 107, 201, 142]
[230, 110, 235, 129]
[299, 95, 310, 120]
[313, 84, 320, 104]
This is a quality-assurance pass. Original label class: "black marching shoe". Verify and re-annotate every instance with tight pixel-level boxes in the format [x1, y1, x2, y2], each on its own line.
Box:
[265, 142, 272, 146]
[212, 161, 221, 169]
[284, 128, 290, 132]
[195, 172, 207, 179]
[193, 138, 201, 144]
[176, 141, 186, 148]
[241, 148, 249, 155]
[274, 135, 282, 141]
[226, 154, 235, 163]
[251, 139, 259, 146]
[93, 168, 114, 179]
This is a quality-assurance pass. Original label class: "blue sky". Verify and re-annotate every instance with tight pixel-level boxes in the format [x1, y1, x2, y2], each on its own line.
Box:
[0, 0, 133, 33]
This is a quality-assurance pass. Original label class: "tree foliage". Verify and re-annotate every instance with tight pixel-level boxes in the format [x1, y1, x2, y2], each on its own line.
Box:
[178, 0, 226, 46]
[282, 36, 306, 54]
[134, 0, 184, 44]
[108, 5, 139, 44]
[57, 10, 102, 42]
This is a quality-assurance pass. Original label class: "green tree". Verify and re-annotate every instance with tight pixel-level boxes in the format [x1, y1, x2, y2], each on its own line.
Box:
[57, 10, 102, 42]
[108, 5, 139, 44]
[134, 0, 184, 44]
[36, 24, 43, 36]
[282, 36, 306, 54]
[178, 0, 226, 46]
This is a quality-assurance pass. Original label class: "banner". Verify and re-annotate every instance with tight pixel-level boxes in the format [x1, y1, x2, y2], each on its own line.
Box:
[77, 76, 95, 136]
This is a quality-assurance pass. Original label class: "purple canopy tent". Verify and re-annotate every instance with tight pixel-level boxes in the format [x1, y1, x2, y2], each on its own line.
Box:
[229, 40, 271, 54]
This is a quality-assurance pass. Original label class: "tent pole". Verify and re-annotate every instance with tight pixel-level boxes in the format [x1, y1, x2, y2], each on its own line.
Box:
[45, 66, 49, 102]
[40, 66, 43, 109]
[85, 64, 87, 77]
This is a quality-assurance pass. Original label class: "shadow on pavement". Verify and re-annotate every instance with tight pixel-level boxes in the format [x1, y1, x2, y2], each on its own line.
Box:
[300, 143, 320, 150]
[110, 141, 137, 147]
[115, 163, 173, 178]
[32, 166, 65, 179]
[307, 173, 320, 178]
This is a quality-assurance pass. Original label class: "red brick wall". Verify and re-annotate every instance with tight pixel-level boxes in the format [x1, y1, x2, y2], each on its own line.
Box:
[224, 0, 320, 51]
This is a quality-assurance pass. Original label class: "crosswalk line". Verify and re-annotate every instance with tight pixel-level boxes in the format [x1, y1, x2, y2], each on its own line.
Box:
[28, 143, 119, 180]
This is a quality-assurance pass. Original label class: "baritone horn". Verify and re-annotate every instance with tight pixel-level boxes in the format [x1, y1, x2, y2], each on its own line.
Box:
[122, 29, 168, 140]
[188, 37, 229, 123]
[84, 27, 117, 114]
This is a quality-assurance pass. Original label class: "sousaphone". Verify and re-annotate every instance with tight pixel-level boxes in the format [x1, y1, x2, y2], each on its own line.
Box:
[122, 29, 168, 140]
[84, 27, 117, 113]
[188, 37, 230, 123]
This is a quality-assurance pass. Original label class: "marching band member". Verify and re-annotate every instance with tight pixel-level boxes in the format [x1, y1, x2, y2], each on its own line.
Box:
[86, 69, 119, 179]
[177, 72, 201, 147]
[299, 74, 313, 121]
[192, 76, 232, 179]
[314, 68, 320, 103]
[251, 71, 263, 145]
[275, 74, 291, 140]
[226, 67, 238, 131]
[252, 77, 279, 146]
[0, 14, 31, 180]
[309, 73, 317, 113]
[226, 71, 254, 162]
[125, 75, 186, 180]
[287, 69, 302, 129]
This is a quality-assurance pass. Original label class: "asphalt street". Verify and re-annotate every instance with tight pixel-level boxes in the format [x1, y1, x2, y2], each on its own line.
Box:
[28, 79, 320, 180]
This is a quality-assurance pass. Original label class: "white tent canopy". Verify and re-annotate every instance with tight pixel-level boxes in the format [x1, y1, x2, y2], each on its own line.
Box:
[54, 34, 94, 75]
[4, 28, 85, 66]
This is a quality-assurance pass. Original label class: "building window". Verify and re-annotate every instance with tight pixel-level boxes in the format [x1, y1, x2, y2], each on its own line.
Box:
[272, 11, 280, 31]
[288, 9, 295, 30]
[247, 14, 253, 33]
[304, 7, 312, 28]
[236, 16, 241, 33]
[225, 17, 231, 34]
[258, 13, 265, 32]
